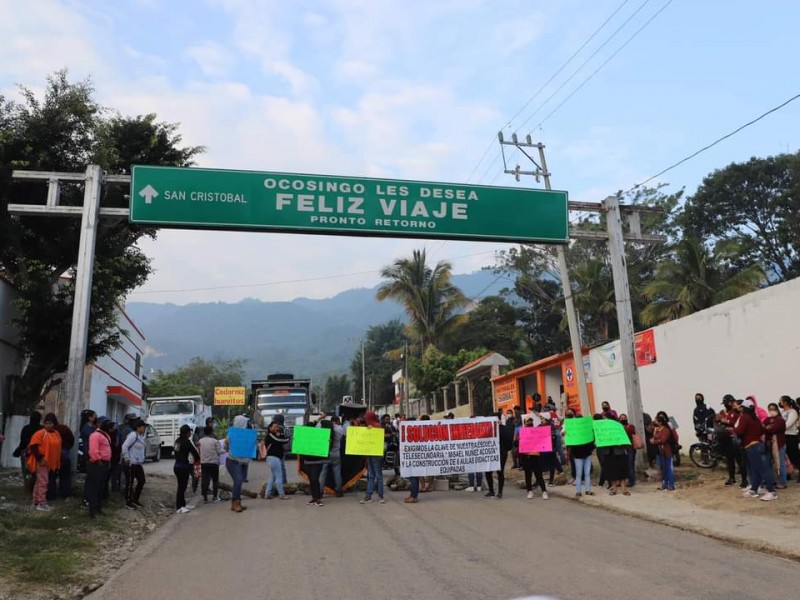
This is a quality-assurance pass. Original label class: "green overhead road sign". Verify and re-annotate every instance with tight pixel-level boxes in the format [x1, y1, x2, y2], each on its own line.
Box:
[129, 166, 569, 243]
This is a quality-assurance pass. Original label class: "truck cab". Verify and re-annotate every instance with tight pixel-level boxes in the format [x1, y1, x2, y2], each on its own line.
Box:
[146, 395, 210, 457]
[251, 374, 315, 440]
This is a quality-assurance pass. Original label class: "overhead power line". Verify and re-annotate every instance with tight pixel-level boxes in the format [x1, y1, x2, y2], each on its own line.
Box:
[532, 0, 674, 132]
[465, 0, 633, 183]
[516, 0, 654, 134]
[628, 90, 800, 192]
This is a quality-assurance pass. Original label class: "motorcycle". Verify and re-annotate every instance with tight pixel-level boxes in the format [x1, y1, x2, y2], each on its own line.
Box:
[689, 427, 728, 469]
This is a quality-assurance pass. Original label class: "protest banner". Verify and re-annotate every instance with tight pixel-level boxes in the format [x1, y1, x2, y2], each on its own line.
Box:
[345, 426, 385, 456]
[519, 426, 553, 453]
[291, 426, 331, 457]
[227, 427, 257, 459]
[399, 417, 500, 477]
[564, 417, 594, 446]
[593, 419, 632, 447]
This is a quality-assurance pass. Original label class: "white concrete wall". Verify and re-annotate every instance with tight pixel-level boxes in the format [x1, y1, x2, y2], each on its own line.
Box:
[544, 367, 562, 404]
[591, 277, 800, 446]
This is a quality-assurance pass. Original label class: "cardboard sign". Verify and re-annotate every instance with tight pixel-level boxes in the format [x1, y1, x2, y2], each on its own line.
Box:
[344, 426, 385, 456]
[214, 386, 246, 405]
[519, 426, 553, 453]
[227, 427, 257, 459]
[291, 426, 331, 457]
[593, 419, 631, 447]
[399, 417, 501, 477]
[564, 417, 595, 446]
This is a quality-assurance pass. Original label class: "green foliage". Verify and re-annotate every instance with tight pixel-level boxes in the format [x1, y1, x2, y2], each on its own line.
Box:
[681, 152, 800, 282]
[322, 373, 351, 411]
[350, 320, 408, 406]
[640, 237, 765, 325]
[147, 357, 246, 406]
[376, 249, 468, 350]
[409, 346, 489, 400]
[444, 295, 528, 366]
[0, 70, 203, 413]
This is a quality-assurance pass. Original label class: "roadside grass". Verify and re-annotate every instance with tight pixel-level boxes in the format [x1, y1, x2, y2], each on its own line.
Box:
[0, 469, 173, 599]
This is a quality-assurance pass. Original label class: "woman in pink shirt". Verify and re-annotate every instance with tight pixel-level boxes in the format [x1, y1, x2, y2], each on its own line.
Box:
[85, 419, 113, 518]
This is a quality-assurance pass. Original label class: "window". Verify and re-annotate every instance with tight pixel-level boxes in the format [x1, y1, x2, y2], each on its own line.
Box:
[135, 353, 142, 377]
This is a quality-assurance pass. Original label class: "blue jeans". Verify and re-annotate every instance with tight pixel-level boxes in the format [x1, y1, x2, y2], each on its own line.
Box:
[366, 456, 384, 499]
[281, 456, 288, 486]
[657, 454, 675, 489]
[409, 477, 420, 498]
[267, 455, 285, 497]
[226, 458, 247, 501]
[746, 442, 775, 493]
[574, 456, 592, 493]
[776, 444, 787, 486]
[468, 472, 483, 488]
[320, 460, 342, 492]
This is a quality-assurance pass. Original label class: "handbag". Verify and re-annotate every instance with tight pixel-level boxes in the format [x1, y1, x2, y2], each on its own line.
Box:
[631, 433, 645, 450]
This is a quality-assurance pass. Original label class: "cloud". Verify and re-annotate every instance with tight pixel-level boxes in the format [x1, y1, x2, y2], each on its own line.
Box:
[184, 41, 234, 78]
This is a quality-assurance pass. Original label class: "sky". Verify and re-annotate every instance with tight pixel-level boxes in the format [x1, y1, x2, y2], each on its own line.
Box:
[2, 0, 799, 305]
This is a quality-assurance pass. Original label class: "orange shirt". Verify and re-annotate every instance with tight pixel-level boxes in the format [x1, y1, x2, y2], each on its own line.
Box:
[27, 428, 62, 472]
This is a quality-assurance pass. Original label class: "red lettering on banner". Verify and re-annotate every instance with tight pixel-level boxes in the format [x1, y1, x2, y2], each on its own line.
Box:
[406, 424, 451, 443]
[448, 422, 494, 440]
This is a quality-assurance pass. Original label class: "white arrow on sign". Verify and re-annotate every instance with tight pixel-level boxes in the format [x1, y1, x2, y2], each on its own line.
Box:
[139, 184, 159, 204]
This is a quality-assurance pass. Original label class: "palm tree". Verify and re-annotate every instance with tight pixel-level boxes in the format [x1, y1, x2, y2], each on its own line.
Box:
[571, 258, 618, 343]
[641, 237, 765, 326]
[376, 249, 468, 351]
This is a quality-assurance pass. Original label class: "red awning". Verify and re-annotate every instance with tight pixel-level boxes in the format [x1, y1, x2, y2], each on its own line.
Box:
[106, 385, 142, 406]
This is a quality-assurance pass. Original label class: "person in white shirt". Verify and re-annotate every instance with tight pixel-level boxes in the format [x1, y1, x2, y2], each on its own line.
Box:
[121, 420, 148, 509]
[197, 425, 223, 503]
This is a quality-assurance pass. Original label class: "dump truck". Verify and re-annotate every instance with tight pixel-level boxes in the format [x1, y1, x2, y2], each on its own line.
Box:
[146, 395, 211, 457]
[250, 374, 316, 439]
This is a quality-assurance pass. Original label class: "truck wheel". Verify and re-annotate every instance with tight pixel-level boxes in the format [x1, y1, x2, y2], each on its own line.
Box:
[152, 451, 160, 463]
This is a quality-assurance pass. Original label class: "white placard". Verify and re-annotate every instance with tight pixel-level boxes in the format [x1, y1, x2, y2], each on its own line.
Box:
[399, 417, 500, 477]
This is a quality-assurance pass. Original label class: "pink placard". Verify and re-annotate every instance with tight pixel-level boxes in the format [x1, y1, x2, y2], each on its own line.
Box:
[519, 426, 553, 454]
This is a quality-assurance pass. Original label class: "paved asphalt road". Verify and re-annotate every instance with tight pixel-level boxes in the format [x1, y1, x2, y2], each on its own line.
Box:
[95, 478, 797, 600]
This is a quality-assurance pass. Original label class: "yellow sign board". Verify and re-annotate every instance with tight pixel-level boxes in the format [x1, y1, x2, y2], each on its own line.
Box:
[214, 386, 246, 406]
[344, 426, 385, 456]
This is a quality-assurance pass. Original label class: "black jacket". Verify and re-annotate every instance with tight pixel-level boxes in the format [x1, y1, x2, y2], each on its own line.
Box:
[499, 420, 516, 452]
[173, 436, 200, 466]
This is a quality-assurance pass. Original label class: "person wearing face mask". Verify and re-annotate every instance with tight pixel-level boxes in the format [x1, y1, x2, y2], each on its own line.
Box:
[733, 399, 777, 501]
[764, 403, 787, 489]
[693, 393, 716, 441]
[26, 413, 62, 512]
[650, 414, 676, 491]
[619, 414, 637, 488]
[778, 396, 799, 482]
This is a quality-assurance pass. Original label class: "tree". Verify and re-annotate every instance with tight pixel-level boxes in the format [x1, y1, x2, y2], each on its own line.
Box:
[681, 153, 800, 282]
[350, 320, 408, 406]
[409, 346, 489, 402]
[148, 357, 246, 418]
[322, 374, 351, 412]
[444, 295, 527, 365]
[640, 237, 765, 325]
[0, 71, 202, 414]
[376, 249, 468, 351]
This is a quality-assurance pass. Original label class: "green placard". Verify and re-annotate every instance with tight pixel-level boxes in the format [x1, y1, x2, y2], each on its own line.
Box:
[564, 417, 595, 446]
[130, 166, 569, 244]
[291, 426, 331, 457]
[592, 420, 632, 447]
[344, 426, 385, 456]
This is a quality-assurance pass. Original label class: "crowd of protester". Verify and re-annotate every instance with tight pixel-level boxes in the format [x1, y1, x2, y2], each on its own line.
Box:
[10, 390, 799, 515]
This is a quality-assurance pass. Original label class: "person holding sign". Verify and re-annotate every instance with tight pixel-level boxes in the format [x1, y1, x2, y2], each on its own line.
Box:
[265, 422, 291, 500]
[359, 411, 386, 504]
[224, 415, 254, 513]
[517, 417, 548, 500]
[596, 415, 632, 496]
[566, 414, 595, 498]
[302, 421, 332, 507]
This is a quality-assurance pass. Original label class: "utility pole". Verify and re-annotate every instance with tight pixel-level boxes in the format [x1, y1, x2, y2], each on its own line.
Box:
[361, 339, 367, 405]
[604, 194, 647, 470]
[403, 340, 410, 417]
[498, 134, 590, 417]
[497, 134, 664, 470]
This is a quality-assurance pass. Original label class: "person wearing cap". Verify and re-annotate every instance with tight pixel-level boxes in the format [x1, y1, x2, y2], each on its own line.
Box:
[734, 398, 777, 501]
[359, 411, 386, 504]
[26, 413, 62, 512]
[121, 420, 148, 509]
[173, 424, 201, 513]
